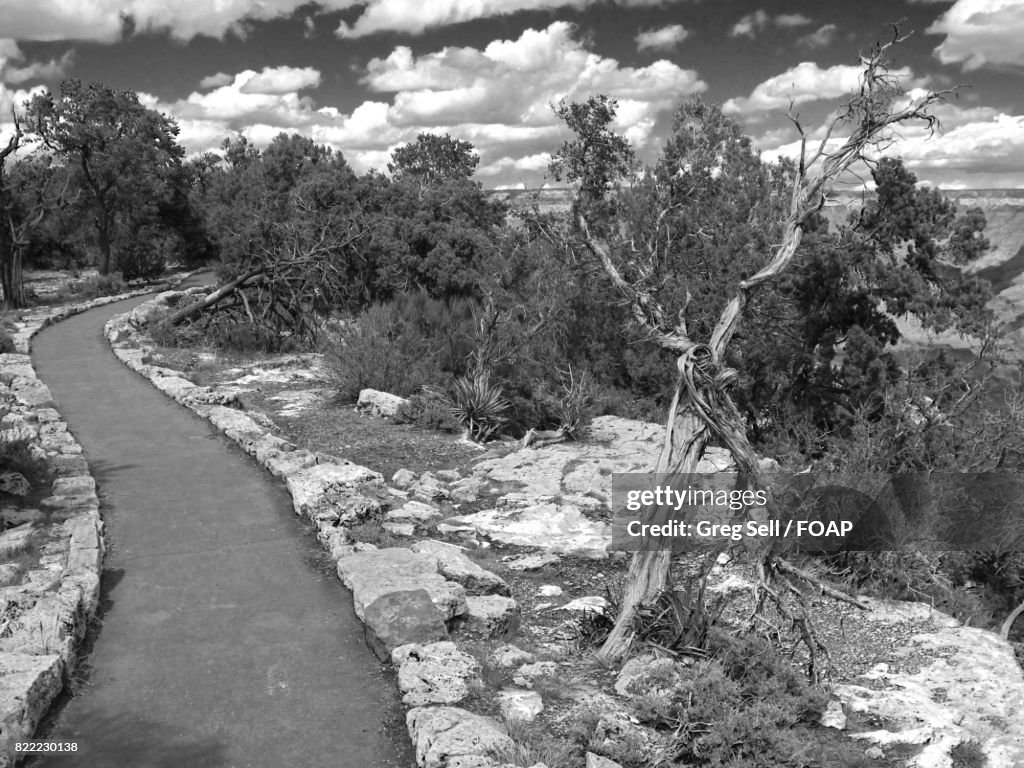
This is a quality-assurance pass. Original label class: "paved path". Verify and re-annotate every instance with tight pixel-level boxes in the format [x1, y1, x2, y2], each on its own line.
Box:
[29, 289, 412, 768]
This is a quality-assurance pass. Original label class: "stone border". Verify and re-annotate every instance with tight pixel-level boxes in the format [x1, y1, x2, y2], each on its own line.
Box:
[0, 271, 203, 768]
[104, 289, 530, 768]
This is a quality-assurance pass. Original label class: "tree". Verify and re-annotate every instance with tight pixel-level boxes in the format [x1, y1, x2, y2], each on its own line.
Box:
[0, 116, 74, 308]
[550, 27, 959, 663]
[26, 79, 185, 275]
[388, 133, 480, 192]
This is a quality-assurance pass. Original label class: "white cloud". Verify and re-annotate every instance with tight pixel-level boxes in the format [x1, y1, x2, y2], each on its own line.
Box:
[730, 11, 811, 39]
[0, 38, 72, 85]
[363, 22, 705, 134]
[723, 62, 920, 115]
[731, 10, 770, 38]
[928, 0, 1024, 70]
[0, 0, 694, 43]
[797, 24, 837, 49]
[199, 72, 233, 90]
[337, 0, 668, 38]
[149, 22, 705, 185]
[239, 66, 321, 94]
[635, 24, 689, 51]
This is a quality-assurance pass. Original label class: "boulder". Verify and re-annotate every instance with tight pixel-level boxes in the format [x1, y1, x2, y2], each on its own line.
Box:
[0, 653, 64, 764]
[357, 388, 409, 418]
[392, 641, 481, 706]
[362, 590, 450, 660]
[503, 553, 560, 571]
[586, 754, 623, 768]
[406, 706, 513, 768]
[337, 547, 467, 623]
[0, 471, 29, 496]
[512, 662, 558, 688]
[497, 689, 544, 722]
[558, 596, 609, 615]
[392, 468, 418, 489]
[411, 540, 510, 596]
[465, 596, 520, 637]
[286, 462, 384, 525]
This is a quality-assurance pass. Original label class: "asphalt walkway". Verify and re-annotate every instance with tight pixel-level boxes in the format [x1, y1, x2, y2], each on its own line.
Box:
[29, 287, 412, 768]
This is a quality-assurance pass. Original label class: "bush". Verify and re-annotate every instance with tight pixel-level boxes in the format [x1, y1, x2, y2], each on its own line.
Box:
[0, 329, 15, 354]
[448, 373, 511, 442]
[323, 303, 447, 402]
[393, 389, 461, 432]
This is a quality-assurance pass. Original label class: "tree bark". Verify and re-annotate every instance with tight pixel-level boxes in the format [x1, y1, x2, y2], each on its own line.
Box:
[96, 214, 112, 275]
[599, 379, 711, 661]
[165, 267, 265, 326]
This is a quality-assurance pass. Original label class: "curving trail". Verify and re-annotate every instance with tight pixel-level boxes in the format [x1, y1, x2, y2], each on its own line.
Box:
[28, 286, 412, 768]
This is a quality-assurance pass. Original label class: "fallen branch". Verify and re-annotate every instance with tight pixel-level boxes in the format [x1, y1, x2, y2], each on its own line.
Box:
[1001, 598, 1024, 640]
[772, 557, 871, 610]
[165, 267, 264, 326]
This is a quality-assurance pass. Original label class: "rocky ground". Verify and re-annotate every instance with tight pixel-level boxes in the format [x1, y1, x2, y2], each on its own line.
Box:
[105, 286, 1024, 768]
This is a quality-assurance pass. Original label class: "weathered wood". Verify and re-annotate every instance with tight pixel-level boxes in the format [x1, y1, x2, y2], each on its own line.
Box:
[165, 267, 264, 326]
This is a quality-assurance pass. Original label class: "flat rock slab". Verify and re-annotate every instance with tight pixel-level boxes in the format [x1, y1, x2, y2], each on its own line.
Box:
[411, 540, 510, 596]
[0, 653, 63, 765]
[472, 415, 735, 505]
[337, 547, 467, 624]
[835, 622, 1024, 767]
[445, 503, 611, 559]
[363, 590, 451, 661]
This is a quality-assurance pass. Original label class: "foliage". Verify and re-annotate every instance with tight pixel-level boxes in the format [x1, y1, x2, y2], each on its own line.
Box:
[388, 132, 480, 191]
[26, 79, 187, 276]
[393, 390, 461, 432]
[447, 372, 511, 442]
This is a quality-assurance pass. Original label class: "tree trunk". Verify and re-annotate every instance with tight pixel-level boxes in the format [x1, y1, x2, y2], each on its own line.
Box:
[97, 218, 112, 275]
[165, 267, 265, 326]
[599, 377, 711, 661]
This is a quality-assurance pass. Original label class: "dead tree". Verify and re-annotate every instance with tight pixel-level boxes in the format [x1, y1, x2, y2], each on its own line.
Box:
[559, 27, 955, 663]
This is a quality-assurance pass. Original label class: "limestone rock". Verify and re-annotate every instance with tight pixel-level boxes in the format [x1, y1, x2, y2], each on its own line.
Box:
[362, 590, 450, 660]
[337, 547, 467, 623]
[558, 596, 609, 615]
[465, 595, 520, 637]
[392, 468, 417, 489]
[286, 462, 384, 525]
[820, 700, 847, 730]
[586, 754, 623, 768]
[497, 689, 544, 722]
[411, 540, 510, 596]
[503, 553, 560, 571]
[450, 477, 484, 503]
[490, 645, 534, 668]
[0, 653, 64, 763]
[834, 617, 1024, 767]
[382, 522, 416, 537]
[406, 706, 513, 768]
[0, 527, 34, 558]
[357, 388, 409, 418]
[614, 655, 681, 697]
[512, 661, 558, 688]
[0, 471, 29, 496]
[386, 501, 442, 525]
[446, 504, 610, 559]
[537, 585, 562, 597]
[393, 641, 481, 706]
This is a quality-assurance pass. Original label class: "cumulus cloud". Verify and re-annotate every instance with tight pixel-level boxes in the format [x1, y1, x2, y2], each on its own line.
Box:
[2, 0, 692, 43]
[199, 72, 233, 90]
[730, 10, 811, 38]
[149, 22, 705, 182]
[928, 0, 1024, 70]
[363, 22, 705, 134]
[239, 65, 321, 94]
[337, 0, 669, 38]
[797, 24, 838, 49]
[0, 38, 73, 85]
[635, 24, 689, 51]
[723, 62, 920, 115]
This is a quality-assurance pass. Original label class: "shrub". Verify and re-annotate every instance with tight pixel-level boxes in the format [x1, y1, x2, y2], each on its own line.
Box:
[393, 389, 461, 432]
[448, 372, 511, 442]
[0, 329, 15, 354]
[322, 303, 447, 401]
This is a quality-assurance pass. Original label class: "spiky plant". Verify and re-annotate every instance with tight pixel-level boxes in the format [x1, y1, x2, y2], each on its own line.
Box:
[448, 373, 511, 442]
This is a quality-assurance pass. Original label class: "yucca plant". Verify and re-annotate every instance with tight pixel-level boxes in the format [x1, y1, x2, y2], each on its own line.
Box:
[448, 373, 511, 443]
[556, 365, 596, 440]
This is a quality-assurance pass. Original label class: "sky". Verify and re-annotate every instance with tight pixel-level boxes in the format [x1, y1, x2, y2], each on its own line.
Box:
[1, 0, 1023, 189]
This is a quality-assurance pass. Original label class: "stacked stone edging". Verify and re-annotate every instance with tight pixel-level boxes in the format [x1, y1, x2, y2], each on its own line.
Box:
[104, 288, 525, 768]
[0, 271, 202, 767]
